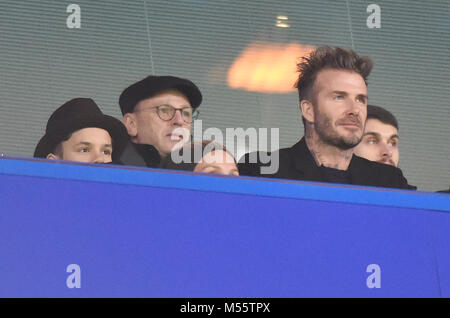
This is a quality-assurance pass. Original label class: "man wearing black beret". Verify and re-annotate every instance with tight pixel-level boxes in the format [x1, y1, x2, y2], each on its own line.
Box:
[34, 98, 129, 164]
[118, 75, 202, 167]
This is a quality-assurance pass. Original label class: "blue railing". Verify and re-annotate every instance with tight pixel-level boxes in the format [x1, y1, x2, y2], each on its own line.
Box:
[1, 156, 449, 297]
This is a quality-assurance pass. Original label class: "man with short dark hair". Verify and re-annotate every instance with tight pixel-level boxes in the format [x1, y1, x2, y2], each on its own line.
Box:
[238, 46, 415, 189]
[354, 105, 400, 167]
[118, 75, 202, 167]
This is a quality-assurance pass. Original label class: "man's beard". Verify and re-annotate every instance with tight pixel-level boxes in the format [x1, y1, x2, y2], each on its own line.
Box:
[314, 111, 363, 150]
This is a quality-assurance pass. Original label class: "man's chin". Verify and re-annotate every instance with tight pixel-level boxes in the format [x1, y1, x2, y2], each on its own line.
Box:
[318, 131, 359, 149]
[325, 130, 362, 149]
[335, 137, 361, 150]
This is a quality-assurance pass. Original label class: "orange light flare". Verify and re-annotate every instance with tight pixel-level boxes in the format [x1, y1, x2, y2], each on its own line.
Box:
[227, 42, 316, 93]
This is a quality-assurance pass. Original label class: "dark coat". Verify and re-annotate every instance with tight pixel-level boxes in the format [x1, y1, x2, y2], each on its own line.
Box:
[238, 138, 416, 190]
[118, 141, 161, 168]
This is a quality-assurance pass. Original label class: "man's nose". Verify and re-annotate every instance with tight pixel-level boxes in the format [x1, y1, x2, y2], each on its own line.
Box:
[171, 109, 185, 125]
[92, 151, 108, 163]
[379, 142, 393, 158]
[347, 100, 361, 116]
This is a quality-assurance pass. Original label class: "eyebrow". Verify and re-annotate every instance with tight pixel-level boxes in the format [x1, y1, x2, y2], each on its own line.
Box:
[363, 132, 380, 138]
[136, 105, 192, 112]
[332, 91, 368, 100]
[332, 90, 348, 96]
[364, 132, 399, 140]
[202, 166, 239, 174]
[203, 164, 223, 169]
[75, 142, 91, 146]
[75, 142, 112, 147]
[160, 104, 192, 109]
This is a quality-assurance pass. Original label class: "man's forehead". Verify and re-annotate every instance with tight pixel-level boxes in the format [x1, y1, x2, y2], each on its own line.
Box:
[201, 149, 236, 163]
[315, 69, 367, 91]
[67, 127, 112, 142]
[365, 119, 398, 137]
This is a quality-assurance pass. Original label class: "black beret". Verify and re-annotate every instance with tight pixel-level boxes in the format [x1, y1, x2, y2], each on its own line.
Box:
[119, 75, 202, 115]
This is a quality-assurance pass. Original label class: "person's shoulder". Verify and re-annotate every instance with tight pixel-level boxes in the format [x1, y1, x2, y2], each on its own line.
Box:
[119, 141, 160, 167]
[237, 146, 293, 177]
[353, 155, 397, 172]
[352, 155, 417, 190]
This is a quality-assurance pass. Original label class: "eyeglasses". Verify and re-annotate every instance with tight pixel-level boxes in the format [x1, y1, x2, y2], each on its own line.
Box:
[137, 105, 199, 123]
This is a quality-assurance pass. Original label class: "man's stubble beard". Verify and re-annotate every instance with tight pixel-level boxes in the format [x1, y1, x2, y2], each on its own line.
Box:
[314, 110, 363, 150]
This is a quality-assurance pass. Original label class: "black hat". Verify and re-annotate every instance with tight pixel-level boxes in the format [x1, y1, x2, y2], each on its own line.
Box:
[119, 75, 202, 115]
[34, 98, 129, 160]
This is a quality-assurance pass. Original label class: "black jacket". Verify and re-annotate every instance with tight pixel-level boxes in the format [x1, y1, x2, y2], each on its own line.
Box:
[118, 141, 161, 168]
[238, 138, 416, 190]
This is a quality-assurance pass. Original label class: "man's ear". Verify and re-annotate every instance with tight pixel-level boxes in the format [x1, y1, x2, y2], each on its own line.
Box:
[46, 153, 59, 160]
[300, 99, 315, 124]
[123, 113, 137, 137]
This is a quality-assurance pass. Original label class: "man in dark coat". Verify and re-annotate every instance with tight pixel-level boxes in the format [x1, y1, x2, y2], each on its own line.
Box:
[118, 75, 202, 168]
[238, 46, 416, 190]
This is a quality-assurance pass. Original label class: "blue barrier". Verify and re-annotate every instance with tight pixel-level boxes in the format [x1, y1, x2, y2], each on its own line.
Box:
[0, 156, 449, 297]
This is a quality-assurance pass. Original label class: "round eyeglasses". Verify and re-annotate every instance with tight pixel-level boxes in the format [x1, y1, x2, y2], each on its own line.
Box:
[137, 105, 199, 123]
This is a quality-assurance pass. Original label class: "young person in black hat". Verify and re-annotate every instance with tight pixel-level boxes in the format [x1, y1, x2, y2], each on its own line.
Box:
[34, 98, 128, 164]
[238, 46, 416, 189]
[119, 75, 202, 168]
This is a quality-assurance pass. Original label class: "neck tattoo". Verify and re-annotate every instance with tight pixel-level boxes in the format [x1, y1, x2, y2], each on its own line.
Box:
[306, 136, 353, 170]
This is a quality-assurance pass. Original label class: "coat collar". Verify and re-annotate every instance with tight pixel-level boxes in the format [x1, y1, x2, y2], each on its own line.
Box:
[289, 138, 363, 182]
[133, 143, 161, 167]
[289, 138, 322, 181]
[120, 141, 161, 168]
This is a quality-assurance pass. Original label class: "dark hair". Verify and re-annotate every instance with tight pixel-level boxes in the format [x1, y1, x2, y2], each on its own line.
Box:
[50, 133, 73, 157]
[295, 46, 373, 103]
[366, 105, 399, 130]
[159, 140, 236, 172]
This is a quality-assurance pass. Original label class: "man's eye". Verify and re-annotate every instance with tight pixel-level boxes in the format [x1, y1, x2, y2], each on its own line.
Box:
[357, 97, 366, 103]
[182, 110, 192, 117]
[103, 150, 112, 155]
[78, 148, 89, 153]
[334, 95, 343, 100]
[159, 106, 172, 113]
[367, 138, 377, 144]
[389, 140, 398, 147]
